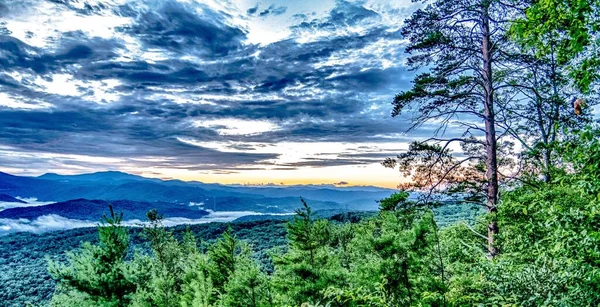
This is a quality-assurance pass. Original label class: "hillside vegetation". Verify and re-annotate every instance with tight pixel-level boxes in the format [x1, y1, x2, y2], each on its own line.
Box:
[0, 219, 288, 307]
[0, 203, 479, 307]
[38, 0, 600, 293]
[0, 199, 210, 221]
[4, 0, 600, 306]
[40, 133, 600, 306]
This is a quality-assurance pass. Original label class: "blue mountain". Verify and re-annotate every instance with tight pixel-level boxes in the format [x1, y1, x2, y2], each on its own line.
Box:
[38, 171, 157, 184]
[0, 194, 26, 204]
[0, 171, 394, 213]
[0, 199, 209, 221]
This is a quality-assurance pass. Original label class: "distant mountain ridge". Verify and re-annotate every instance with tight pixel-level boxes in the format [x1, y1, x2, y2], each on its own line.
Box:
[38, 171, 157, 184]
[36, 171, 393, 191]
[0, 171, 395, 213]
[0, 199, 209, 221]
[0, 194, 26, 204]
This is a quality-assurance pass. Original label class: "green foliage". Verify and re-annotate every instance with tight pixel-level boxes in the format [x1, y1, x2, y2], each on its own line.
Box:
[377, 191, 409, 211]
[12, 128, 600, 306]
[510, 0, 600, 92]
[557, 127, 600, 193]
[331, 210, 445, 306]
[285, 198, 330, 265]
[208, 228, 240, 293]
[48, 205, 137, 306]
[0, 218, 287, 307]
[221, 250, 273, 307]
[486, 128, 600, 306]
[434, 128, 600, 306]
[272, 198, 341, 306]
[129, 212, 205, 307]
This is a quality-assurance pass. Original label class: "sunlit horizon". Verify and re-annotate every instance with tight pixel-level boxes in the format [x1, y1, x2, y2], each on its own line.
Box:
[0, 0, 423, 190]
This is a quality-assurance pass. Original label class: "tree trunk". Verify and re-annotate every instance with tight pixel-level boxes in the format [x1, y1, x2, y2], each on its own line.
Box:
[251, 283, 257, 307]
[481, 2, 499, 258]
[545, 50, 561, 182]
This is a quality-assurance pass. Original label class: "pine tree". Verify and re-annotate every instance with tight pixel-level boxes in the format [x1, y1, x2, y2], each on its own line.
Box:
[221, 246, 273, 307]
[130, 210, 208, 307]
[48, 205, 136, 306]
[208, 228, 239, 294]
[286, 198, 321, 265]
[273, 198, 339, 305]
[389, 0, 522, 258]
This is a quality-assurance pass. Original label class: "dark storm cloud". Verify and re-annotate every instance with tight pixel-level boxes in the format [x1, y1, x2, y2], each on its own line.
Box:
[80, 61, 211, 85]
[258, 4, 287, 17]
[246, 3, 287, 17]
[247, 5, 259, 15]
[0, 32, 121, 74]
[117, 0, 246, 56]
[47, 0, 110, 15]
[293, 0, 380, 31]
[0, 0, 418, 171]
[0, 3, 8, 16]
[279, 157, 381, 168]
[243, 118, 422, 145]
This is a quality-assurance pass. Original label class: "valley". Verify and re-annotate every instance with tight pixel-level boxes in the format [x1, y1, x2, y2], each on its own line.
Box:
[0, 170, 392, 235]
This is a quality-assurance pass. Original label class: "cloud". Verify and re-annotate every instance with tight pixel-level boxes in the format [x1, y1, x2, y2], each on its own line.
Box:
[117, 0, 246, 56]
[0, 0, 425, 184]
[335, 181, 349, 185]
[0, 3, 8, 17]
[193, 118, 281, 136]
[292, 0, 380, 33]
[0, 93, 53, 110]
[0, 197, 54, 210]
[258, 4, 287, 17]
[247, 5, 259, 15]
[176, 139, 410, 168]
[0, 210, 293, 235]
[0, 214, 96, 235]
[247, 4, 287, 17]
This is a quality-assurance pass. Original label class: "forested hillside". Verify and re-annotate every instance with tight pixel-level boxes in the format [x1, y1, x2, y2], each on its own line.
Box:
[2, 0, 600, 306]
[41, 131, 600, 306]
[0, 219, 288, 307]
[0, 199, 210, 221]
[34, 0, 600, 306]
[0, 202, 478, 307]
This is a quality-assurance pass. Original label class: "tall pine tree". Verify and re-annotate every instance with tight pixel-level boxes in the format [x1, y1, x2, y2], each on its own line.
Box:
[389, 0, 520, 257]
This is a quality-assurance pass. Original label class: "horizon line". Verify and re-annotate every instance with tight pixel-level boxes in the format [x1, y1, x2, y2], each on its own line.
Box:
[0, 168, 399, 190]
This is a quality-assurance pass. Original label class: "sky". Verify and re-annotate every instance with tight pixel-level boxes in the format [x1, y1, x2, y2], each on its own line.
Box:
[0, 0, 429, 188]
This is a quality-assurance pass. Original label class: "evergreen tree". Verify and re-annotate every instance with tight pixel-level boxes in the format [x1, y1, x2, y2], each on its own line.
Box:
[273, 198, 341, 306]
[388, 0, 523, 258]
[221, 246, 273, 307]
[179, 253, 213, 307]
[325, 199, 446, 306]
[286, 198, 324, 265]
[208, 228, 239, 294]
[48, 205, 136, 306]
[130, 211, 207, 307]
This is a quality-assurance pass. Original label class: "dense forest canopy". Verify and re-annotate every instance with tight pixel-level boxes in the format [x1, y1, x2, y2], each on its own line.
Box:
[6, 0, 600, 306]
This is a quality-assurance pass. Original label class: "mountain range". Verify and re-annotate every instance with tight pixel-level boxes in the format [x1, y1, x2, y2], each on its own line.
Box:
[0, 199, 210, 221]
[0, 194, 26, 204]
[0, 171, 394, 211]
[0, 171, 396, 233]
